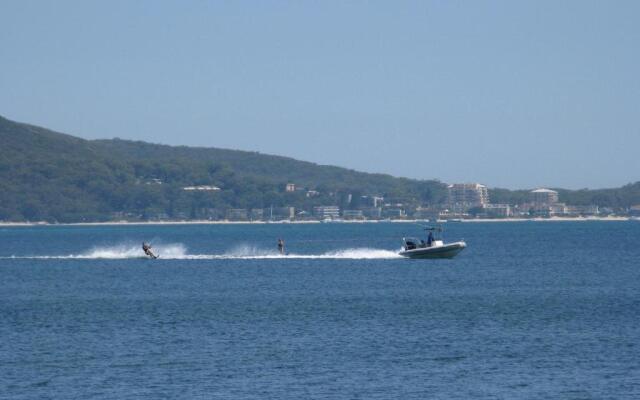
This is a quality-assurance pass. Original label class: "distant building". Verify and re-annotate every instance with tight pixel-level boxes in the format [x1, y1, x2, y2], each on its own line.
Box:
[527, 188, 561, 217]
[550, 203, 567, 216]
[285, 183, 296, 192]
[531, 188, 559, 206]
[599, 207, 614, 216]
[412, 207, 439, 220]
[313, 206, 340, 220]
[564, 205, 599, 217]
[361, 207, 382, 219]
[342, 209, 364, 219]
[183, 185, 220, 191]
[296, 210, 312, 220]
[146, 212, 170, 221]
[382, 208, 406, 219]
[306, 190, 320, 197]
[527, 202, 567, 218]
[482, 204, 512, 218]
[360, 196, 384, 208]
[346, 194, 352, 205]
[250, 208, 264, 220]
[448, 183, 489, 212]
[281, 206, 296, 220]
[265, 206, 295, 220]
[226, 209, 248, 220]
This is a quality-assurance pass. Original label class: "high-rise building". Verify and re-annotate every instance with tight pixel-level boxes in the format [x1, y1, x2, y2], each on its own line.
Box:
[530, 188, 559, 206]
[447, 183, 489, 211]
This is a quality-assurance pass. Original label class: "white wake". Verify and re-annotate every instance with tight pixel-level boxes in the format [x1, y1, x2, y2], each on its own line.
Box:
[2, 243, 401, 260]
[211, 244, 401, 260]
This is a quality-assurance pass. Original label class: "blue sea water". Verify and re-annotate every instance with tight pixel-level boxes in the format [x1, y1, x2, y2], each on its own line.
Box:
[1, 221, 639, 399]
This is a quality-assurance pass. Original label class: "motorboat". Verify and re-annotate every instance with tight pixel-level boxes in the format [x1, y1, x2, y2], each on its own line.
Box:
[399, 240, 466, 259]
[399, 226, 466, 259]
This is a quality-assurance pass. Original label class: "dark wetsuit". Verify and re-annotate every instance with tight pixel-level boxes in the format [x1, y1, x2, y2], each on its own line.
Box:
[277, 239, 284, 255]
[142, 243, 156, 258]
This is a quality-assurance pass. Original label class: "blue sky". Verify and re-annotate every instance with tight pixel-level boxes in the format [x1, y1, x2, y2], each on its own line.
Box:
[1, 1, 638, 189]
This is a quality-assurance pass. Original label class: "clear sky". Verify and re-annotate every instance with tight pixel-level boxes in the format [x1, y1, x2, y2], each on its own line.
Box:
[1, 1, 638, 189]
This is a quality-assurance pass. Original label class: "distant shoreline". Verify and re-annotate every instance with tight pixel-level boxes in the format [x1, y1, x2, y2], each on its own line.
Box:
[460, 216, 630, 222]
[0, 216, 632, 227]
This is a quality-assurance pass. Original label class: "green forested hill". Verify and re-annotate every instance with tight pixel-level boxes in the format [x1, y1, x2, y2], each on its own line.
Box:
[488, 184, 640, 209]
[1, 115, 638, 222]
[93, 138, 439, 197]
[0, 115, 446, 222]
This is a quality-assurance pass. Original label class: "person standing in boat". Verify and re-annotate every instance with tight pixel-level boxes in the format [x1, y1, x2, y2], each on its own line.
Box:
[427, 231, 434, 247]
[277, 238, 285, 255]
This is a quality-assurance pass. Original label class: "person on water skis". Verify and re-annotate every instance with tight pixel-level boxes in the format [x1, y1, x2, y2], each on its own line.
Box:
[142, 242, 158, 259]
[277, 238, 285, 255]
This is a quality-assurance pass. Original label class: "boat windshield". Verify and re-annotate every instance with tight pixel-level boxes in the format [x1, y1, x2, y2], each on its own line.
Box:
[403, 237, 424, 250]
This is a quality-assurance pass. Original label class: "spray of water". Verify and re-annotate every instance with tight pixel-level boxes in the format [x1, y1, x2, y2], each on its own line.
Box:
[2, 242, 401, 260]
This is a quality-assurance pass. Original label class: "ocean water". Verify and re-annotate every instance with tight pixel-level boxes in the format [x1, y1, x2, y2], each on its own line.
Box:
[1, 221, 639, 399]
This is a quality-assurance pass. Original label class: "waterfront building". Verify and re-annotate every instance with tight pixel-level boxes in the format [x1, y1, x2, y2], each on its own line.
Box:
[360, 196, 384, 208]
[313, 206, 340, 220]
[182, 185, 220, 191]
[448, 183, 489, 212]
[549, 203, 567, 216]
[250, 208, 264, 220]
[342, 209, 364, 219]
[565, 205, 599, 216]
[482, 204, 512, 218]
[527, 202, 567, 218]
[264, 206, 296, 220]
[361, 207, 382, 219]
[306, 190, 320, 197]
[296, 210, 312, 220]
[531, 188, 559, 206]
[226, 209, 248, 220]
[412, 207, 439, 220]
[382, 208, 406, 219]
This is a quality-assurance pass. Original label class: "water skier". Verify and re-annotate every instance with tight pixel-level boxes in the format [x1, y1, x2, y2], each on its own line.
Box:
[277, 238, 285, 255]
[142, 242, 158, 259]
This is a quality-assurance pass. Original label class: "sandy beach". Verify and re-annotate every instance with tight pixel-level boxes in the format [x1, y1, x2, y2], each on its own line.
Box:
[460, 216, 630, 223]
[0, 216, 632, 227]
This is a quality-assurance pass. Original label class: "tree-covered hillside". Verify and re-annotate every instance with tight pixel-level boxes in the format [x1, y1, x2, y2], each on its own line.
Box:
[0, 115, 447, 222]
[2, 115, 638, 222]
[489, 184, 640, 209]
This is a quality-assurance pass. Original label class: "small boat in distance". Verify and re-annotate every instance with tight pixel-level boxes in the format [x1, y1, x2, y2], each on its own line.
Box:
[399, 226, 466, 259]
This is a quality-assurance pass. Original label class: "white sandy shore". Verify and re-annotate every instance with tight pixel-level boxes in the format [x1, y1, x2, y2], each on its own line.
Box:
[0, 216, 632, 227]
[460, 216, 630, 223]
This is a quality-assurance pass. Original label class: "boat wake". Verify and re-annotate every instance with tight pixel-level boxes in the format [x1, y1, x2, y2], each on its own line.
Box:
[2, 243, 401, 260]
[218, 244, 401, 260]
